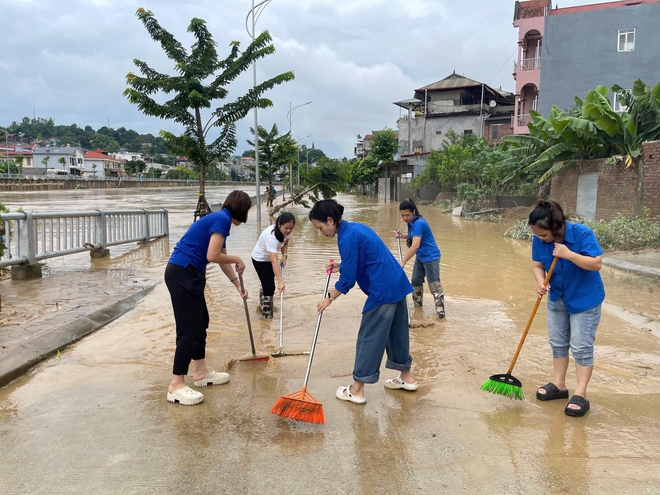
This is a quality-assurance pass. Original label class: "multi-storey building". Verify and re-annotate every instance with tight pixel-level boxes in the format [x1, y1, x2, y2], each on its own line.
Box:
[513, 0, 660, 134]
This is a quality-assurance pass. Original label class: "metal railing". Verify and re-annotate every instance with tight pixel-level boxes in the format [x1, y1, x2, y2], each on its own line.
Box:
[517, 114, 533, 126]
[520, 57, 541, 71]
[0, 209, 168, 268]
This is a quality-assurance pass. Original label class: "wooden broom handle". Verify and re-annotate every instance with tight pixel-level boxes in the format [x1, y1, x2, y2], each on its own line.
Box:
[507, 256, 559, 374]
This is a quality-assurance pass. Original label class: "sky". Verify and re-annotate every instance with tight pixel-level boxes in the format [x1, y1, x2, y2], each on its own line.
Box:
[0, 0, 617, 158]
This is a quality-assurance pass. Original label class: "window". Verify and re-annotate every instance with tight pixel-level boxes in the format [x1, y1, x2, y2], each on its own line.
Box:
[435, 130, 442, 135]
[613, 89, 631, 113]
[463, 129, 473, 135]
[618, 28, 635, 52]
[492, 124, 500, 139]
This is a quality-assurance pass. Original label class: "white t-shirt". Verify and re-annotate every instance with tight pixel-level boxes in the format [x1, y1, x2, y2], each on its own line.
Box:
[251, 224, 291, 262]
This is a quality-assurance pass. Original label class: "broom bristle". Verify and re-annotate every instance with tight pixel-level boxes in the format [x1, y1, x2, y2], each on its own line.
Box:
[239, 352, 270, 362]
[481, 378, 524, 400]
[271, 388, 325, 424]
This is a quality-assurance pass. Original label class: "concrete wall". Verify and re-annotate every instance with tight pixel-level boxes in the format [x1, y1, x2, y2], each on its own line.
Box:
[397, 114, 482, 156]
[0, 179, 270, 192]
[539, 3, 660, 115]
[550, 142, 660, 220]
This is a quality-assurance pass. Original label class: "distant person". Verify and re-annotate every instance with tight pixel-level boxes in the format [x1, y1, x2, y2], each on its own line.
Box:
[310, 199, 417, 405]
[251, 212, 295, 318]
[529, 199, 604, 417]
[395, 199, 445, 318]
[164, 190, 251, 406]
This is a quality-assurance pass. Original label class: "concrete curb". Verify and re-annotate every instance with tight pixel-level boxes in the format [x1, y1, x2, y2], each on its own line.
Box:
[602, 258, 660, 279]
[0, 285, 156, 388]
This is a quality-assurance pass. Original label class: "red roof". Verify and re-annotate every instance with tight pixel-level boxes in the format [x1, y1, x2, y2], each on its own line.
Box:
[84, 151, 124, 162]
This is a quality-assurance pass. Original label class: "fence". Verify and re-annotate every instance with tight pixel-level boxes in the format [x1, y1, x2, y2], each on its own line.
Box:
[0, 209, 168, 268]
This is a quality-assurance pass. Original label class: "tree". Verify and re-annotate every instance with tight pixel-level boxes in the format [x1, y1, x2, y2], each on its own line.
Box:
[124, 8, 295, 219]
[166, 165, 197, 180]
[58, 156, 67, 173]
[91, 163, 98, 178]
[41, 156, 50, 169]
[145, 167, 163, 179]
[369, 128, 399, 164]
[124, 159, 147, 175]
[246, 124, 295, 195]
[13, 154, 24, 174]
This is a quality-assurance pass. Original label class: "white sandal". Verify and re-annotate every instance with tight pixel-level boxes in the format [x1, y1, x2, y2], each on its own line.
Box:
[336, 384, 367, 404]
[193, 370, 230, 387]
[167, 386, 204, 405]
[384, 375, 419, 391]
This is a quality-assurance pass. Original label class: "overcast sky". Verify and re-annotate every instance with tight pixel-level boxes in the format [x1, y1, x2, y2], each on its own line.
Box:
[0, 0, 616, 158]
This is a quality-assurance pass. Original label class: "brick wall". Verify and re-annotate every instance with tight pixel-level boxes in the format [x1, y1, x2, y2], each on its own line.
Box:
[516, 0, 551, 20]
[485, 122, 514, 147]
[642, 141, 660, 215]
[550, 142, 660, 220]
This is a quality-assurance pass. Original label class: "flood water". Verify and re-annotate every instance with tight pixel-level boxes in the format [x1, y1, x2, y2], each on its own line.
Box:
[1, 187, 659, 494]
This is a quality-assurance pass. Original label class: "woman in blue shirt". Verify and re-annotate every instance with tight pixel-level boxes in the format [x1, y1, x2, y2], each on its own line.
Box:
[529, 200, 605, 417]
[395, 199, 444, 318]
[164, 190, 251, 406]
[311, 199, 417, 405]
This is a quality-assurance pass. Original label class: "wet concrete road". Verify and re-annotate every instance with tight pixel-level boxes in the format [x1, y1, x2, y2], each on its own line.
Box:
[1, 190, 660, 494]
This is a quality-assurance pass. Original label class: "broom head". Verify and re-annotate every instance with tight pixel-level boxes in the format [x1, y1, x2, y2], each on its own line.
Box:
[481, 373, 524, 400]
[271, 386, 325, 424]
[239, 350, 270, 362]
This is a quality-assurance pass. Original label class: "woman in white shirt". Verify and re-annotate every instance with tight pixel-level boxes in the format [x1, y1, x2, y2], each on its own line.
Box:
[251, 212, 295, 318]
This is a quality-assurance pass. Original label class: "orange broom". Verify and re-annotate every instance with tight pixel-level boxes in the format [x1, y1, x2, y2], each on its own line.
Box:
[270, 260, 333, 424]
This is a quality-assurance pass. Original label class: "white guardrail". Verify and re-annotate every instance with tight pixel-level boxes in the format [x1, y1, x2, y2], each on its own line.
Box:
[0, 209, 169, 268]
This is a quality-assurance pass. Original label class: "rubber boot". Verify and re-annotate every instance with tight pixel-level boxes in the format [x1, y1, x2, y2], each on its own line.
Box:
[412, 286, 423, 307]
[429, 282, 445, 319]
[257, 289, 264, 314]
[262, 295, 273, 319]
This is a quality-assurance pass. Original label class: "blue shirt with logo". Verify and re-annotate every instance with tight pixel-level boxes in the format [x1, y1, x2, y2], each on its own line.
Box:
[336, 220, 413, 313]
[532, 222, 605, 314]
[407, 216, 440, 262]
[169, 208, 232, 273]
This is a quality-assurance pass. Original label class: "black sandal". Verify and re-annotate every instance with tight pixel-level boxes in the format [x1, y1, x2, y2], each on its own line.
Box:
[565, 395, 590, 417]
[536, 382, 569, 401]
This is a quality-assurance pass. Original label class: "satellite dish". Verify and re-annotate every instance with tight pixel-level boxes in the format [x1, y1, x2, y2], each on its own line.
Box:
[489, 100, 497, 108]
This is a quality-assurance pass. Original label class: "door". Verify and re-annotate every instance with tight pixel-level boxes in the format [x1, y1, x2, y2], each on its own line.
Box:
[576, 173, 598, 221]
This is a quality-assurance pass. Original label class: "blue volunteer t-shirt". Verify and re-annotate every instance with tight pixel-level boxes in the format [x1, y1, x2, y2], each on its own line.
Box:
[168, 208, 233, 273]
[335, 220, 413, 313]
[407, 216, 440, 262]
[532, 222, 605, 314]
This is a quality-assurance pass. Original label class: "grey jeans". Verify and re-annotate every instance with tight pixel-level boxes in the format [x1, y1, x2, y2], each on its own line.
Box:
[353, 298, 412, 383]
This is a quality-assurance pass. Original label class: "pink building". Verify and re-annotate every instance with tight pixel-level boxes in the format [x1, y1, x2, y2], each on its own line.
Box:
[512, 0, 550, 134]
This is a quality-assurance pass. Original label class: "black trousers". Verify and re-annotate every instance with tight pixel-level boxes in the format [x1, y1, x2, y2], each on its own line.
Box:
[252, 258, 276, 297]
[165, 263, 209, 376]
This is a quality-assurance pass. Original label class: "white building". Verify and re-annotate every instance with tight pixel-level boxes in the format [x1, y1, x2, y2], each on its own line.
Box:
[32, 146, 86, 175]
[84, 150, 126, 177]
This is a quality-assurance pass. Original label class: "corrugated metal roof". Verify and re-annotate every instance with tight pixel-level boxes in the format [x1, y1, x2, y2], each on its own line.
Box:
[415, 72, 484, 92]
[33, 146, 80, 155]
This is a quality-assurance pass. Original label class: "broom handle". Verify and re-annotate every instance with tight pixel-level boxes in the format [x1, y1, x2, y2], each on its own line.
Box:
[302, 259, 333, 388]
[238, 273, 257, 355]
[279, 263, 284, 350]
[506, 256, 559, 374]
[396, 236, 411, 325]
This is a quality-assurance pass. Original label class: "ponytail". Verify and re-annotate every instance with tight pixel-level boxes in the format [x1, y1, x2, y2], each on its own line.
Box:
[272, 212, 295, 242]
[528, 199, 566, 237]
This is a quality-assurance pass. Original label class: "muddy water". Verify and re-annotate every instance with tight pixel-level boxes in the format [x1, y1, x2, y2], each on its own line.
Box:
[1, 189, 660, 494]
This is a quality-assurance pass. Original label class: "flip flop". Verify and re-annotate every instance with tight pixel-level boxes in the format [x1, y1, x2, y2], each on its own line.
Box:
[536, 382, 569, 401]
[565, 395, 590, 417]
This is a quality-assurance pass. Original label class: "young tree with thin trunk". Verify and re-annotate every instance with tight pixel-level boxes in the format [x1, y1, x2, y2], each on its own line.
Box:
[124, 8, 294, 219]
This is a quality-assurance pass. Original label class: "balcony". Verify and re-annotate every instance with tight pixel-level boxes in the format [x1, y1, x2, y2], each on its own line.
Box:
[517, 114, 533, 126]
[520, 57, 541, 71]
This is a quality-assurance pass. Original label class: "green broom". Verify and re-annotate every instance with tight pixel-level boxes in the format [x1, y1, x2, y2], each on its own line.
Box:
[481, 256, 558, 400]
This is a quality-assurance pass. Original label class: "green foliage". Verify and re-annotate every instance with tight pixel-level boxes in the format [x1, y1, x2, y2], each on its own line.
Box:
[57, 157, 66, 171]
[0, 161, 19, 174]
[145, 167, 163, 179]
[124, 8, 294, 199]
[349, 155, 381, 186]
[246, 124, 295, 188]
[165, 165, 197, 180]
[504, 219, 534, 241]
[369, 128, 398, 164]
[301, 157, 345, 203]
[124, 159, 147, 175]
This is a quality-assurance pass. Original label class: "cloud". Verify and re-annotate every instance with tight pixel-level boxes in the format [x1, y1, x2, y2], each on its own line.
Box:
[0, 0, 619, 157]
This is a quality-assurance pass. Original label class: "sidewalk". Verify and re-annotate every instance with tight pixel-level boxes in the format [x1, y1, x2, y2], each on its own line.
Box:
[603, 251, 660, 279]
[0, 269, 156, 387]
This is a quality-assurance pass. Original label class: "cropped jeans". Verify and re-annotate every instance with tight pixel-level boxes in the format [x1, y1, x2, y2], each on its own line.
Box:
[353, 297, 412, 383]
[547, 297, 601, 367]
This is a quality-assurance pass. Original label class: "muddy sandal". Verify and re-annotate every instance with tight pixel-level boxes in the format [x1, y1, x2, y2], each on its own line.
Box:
[536, 382, 569, 401]
[565, 395, 590, 417]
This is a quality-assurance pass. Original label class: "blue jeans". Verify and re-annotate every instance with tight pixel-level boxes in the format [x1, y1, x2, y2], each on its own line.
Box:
[353, 298, 412, 383]
[547, 298, 601, 367]
[411, 257, 441, 287]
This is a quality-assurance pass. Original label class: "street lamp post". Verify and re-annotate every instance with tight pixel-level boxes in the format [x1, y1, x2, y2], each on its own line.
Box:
[286, 101, 312, 197]
[296, 134, 310, 186]
[246, 0, 273, 224]
[0, 127, 9, 177]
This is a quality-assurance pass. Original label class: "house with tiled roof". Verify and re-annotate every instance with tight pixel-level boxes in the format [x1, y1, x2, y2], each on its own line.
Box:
[84, 149, 126, 177]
